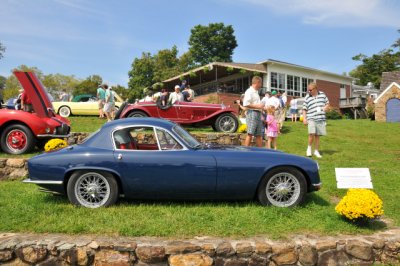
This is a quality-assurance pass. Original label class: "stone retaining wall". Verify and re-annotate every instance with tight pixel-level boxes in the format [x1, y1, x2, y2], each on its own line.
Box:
[0, 230, 399, 265]
[0, 158, 27, 181]
[67, 132, 248, 146]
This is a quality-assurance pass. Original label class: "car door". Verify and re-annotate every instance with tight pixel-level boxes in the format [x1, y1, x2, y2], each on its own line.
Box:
[112, 126, 217, 197]
[156, 104, 179, 121]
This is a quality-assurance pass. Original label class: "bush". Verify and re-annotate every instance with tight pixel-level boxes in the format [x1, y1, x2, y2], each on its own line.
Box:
[325, 109, 343, 120]
[335, 189, 384, 222]
[237, 124, 247, 133]
[44, 138, 68, 152]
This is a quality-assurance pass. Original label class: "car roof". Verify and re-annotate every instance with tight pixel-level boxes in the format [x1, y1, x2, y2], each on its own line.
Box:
[103, 117, 177, 130]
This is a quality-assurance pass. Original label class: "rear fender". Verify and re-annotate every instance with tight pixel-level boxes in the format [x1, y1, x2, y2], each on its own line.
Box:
[120, 105, 151, 118]
[64, 166, 125, 195]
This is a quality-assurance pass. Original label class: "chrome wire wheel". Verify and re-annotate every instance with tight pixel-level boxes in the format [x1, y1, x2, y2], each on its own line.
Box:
[215, 114, 238, 133]
[59, 106, 71, 117]
[74, 172, 111, 208]
[265, 172, 301, 207]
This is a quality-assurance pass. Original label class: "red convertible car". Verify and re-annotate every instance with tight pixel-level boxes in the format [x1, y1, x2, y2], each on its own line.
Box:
[0, 71, 70, 154]
[116, 100, 239, 133]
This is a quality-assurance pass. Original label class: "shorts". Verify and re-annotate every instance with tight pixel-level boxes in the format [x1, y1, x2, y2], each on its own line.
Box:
[98, 99, 105, 108]
[290, 108, 297, 115]
[103, 102, 115, 113]
[246, 110, 263, 136]
[308, 120, 327, 136]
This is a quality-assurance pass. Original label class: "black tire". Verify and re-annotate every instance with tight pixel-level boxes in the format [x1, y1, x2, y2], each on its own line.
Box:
[211, 124, 217, 131]
[257, 167, 307, 207]
[214, 113, 238, 133]
[67, 170, 119, 208]
[114, 102, 127, 120]
[58, 106, 71, 117]
[128, 111, 148, 118]
[0, 124, 36, 154]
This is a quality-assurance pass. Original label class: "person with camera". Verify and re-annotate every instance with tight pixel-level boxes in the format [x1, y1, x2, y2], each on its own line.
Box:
[243, 76, 264, 147]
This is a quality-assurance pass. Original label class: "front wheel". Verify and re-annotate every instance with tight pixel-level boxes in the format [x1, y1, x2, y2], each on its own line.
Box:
[257, 167, 307, 207]
[59, 106, 71, 117]
[67, 171, 119, 208]
[0, 124, 36, 154]
[214, 113, 238, 133]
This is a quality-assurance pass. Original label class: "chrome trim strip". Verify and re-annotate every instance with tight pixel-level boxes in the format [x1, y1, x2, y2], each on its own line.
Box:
[312, 182, 322, 187]
[37, 134, 71, 138]
[23, 179, 63, 185]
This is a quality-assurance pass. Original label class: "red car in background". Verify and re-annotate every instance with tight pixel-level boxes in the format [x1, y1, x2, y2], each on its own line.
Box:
[116, 100, 239, 133]
[0, 71, 70, 154]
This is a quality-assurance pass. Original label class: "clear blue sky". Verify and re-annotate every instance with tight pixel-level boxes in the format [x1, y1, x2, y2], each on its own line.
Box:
[1, 0, 399, 86]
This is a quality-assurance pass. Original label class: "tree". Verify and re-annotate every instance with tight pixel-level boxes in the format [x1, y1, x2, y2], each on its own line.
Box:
[42, 73, 81, 95]
[188, 22, 238, 65]
[350, 49, 400, 88]
[73, 75, 102, 96]
[128, 52, 155, 101]
[350, 30, 400, 88]
[0, 42, 5, 60]
[153, 45, 180, 82]
[0, 75, 6, 90]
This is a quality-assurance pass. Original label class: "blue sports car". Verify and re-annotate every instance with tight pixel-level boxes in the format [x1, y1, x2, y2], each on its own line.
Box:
[24, 118, 321, 208]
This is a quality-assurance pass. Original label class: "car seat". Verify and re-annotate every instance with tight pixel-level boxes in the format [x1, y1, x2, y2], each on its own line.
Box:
[114, 130, 138, 150]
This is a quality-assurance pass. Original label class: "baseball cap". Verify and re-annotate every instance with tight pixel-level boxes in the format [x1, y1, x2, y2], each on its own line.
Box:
[271, 90, 277, 95]
[174, 85, 180, 89]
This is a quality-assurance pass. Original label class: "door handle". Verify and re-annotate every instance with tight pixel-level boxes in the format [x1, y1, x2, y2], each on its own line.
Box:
[117, 154, 122, 160]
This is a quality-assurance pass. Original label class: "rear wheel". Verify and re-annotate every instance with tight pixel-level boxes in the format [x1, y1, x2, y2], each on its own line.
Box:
[59, 106, 71, 117]
[0, 124, 36, 154]
[67, 171, 119, 208]
[257, 167, 307, 207]
[214, 113, 238, 133]
[128, 111, 148, 118]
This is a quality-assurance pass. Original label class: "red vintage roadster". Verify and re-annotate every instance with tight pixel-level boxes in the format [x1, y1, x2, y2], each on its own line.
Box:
[116, 100, 239, 133]
[0, 71, 70, 154]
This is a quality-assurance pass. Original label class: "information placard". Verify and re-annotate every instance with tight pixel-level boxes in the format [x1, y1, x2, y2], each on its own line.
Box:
[335, 168, 373, 189]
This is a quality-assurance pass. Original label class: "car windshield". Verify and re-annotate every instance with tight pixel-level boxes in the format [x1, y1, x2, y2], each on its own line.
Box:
[172, 125, 200, 149]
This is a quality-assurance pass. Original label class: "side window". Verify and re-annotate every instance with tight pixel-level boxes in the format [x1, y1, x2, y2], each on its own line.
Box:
[156, 128, 183, 150]
[114, 127, 159, 151]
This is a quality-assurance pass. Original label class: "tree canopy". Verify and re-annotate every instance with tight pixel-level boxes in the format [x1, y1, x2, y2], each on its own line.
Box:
[0, 42, 5, 60]
[350, 30, 400, 88]
[188, 22, 237, 65]
[73, 75, 102, 96]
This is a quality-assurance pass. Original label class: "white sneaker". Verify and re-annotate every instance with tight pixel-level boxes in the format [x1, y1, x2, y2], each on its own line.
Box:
[314, 150, 322, 158]
[306, 147, 312, 157]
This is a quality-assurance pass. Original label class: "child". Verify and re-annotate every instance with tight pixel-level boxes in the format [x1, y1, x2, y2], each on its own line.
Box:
[265, 106, 280, 150]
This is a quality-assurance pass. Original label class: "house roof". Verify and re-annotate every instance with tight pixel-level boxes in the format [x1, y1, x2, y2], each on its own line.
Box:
[162, 62, 267, 83]
[374, 82, 400, 103]
[258, 59, 354, 81]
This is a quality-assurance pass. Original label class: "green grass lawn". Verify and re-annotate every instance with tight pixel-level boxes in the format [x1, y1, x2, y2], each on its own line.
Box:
[0, 119, 399, 238]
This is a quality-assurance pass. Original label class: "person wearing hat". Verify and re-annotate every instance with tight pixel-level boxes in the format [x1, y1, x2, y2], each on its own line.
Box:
[168, 85, 183, 105]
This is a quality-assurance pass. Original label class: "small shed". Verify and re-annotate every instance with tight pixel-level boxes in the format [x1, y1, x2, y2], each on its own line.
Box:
[374, 82, 400, 122]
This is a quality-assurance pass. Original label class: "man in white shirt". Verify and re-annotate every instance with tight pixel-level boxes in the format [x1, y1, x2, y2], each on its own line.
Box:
[168, 85, 183, 105]
[243, 76, 264, 147]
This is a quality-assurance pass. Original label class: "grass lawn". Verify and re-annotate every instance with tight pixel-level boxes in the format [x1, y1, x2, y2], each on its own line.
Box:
[0, 119, 399, 238]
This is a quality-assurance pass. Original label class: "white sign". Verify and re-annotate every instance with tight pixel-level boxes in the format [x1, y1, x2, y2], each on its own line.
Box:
[335, 168, 373, 189]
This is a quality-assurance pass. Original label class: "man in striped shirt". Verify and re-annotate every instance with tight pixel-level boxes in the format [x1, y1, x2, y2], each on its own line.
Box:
[302, 82, 330, 158]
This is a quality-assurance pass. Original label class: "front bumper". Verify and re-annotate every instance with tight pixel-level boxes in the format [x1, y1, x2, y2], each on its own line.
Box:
[312, 182, 322, 191]
[37, 122, 71, 138]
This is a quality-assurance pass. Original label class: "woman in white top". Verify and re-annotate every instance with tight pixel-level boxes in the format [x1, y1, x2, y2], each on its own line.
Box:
[289, 97, 298, 122]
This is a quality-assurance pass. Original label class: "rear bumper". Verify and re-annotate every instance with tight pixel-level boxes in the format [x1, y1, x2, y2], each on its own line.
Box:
[312, 182, 322, 191]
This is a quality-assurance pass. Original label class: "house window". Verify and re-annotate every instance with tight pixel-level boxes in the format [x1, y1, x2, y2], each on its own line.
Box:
[270, 72, 285, 90]
[294, 76, 300, 96]
[287, 75, 294, 96]
[340, 84, 347, 98]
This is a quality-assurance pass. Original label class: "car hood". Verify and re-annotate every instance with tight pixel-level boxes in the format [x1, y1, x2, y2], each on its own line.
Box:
[14, 71, 54, 118]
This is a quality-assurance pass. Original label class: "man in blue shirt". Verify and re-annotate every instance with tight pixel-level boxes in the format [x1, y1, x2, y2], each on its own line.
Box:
[97, 85, 106, 118]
